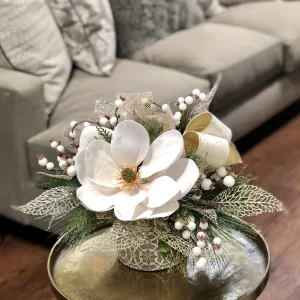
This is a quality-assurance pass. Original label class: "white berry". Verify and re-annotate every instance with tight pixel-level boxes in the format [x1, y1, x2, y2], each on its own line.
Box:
[199, 93, 206, 101]
[196, 257, 207, 271]
[57, 145, 65, 153]
[216, 166, 227, 177]
[200, 173, 207, 180]
[197, 231, 206, 240]
[100, 117, 109, 126]
[175, 111, 182, 118]
[67, 165, 76, 177]
[57, 156, 62, 162]
[182, 230, 191, 240]
[197, 240, 206, 248]
[109, 116, 118, 126]
[223, 175, 235, 187]
[174, 221, 183, 230]
[187, 221, 196, 231]
[178, 97, 185, 104]
[141, 98, 149, 105]
[38, 157, 48, 167]
[175, 121, 181, 126]
[215, 248, 224, 256]
[192, 89, 201, 97]
[210, 173, 221, 182]
[201, 178, 212, 190]
[83, 122, 90, 127]
[192, 247, 202, 256]
[46, 162, 54, 170]
[69, 131, 76, 138]
[70, 120, 77, 127]
[199, 221, 208, 230]
[179, 103, 187, 111]
[213, 237, 222, 245]
[115, 99, 124, 108]
[66, 158, 73, 164]
[50, 141, 58, 148]
[59, 160, 67, 169]
[173, 114, 181, 122]
[185, 96, 193, 105]
[162, 104, 169, 112]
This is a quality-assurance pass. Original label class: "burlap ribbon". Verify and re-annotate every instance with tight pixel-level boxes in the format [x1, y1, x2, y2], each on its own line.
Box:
[183, 112, 242, 168]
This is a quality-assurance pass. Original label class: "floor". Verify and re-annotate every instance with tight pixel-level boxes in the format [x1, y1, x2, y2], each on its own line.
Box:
[0, 113, 299, 300]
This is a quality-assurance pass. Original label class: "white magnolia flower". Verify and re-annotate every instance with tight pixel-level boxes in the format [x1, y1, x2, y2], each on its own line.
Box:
[75, 121, 199, 221]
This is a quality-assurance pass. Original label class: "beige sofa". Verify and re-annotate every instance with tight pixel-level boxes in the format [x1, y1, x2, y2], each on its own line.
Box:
[1, 1, 300, 230]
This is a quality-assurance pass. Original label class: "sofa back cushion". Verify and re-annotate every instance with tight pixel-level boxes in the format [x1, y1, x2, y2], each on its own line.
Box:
[109, 0, 205, 58]
[47, 0, 116, 76]
[0, 0, 72, 115]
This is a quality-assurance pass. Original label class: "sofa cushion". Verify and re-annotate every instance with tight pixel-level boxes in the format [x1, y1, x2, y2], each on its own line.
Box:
[211, 1, 300, 72]
[27, 59, 209, 177]
[133, 23, 283, 111]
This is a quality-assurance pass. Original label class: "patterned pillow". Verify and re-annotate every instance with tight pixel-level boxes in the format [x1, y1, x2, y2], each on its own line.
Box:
[0, 0, 72, 115]
[109, 0, 205, 58]
[48, 0, 116, 76]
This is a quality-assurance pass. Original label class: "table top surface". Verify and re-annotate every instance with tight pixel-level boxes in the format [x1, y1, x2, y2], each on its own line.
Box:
[49, 230, 269, 300]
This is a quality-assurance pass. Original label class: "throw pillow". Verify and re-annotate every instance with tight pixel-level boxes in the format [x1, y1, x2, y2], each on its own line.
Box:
[198, 0, 227, 18]
[48, 0, 116, 76]
[0, 0, 72, 115]
[109, 0, 205, 58]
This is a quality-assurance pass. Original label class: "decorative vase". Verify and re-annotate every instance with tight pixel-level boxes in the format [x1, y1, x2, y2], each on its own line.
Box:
[116, 220, 181, 271]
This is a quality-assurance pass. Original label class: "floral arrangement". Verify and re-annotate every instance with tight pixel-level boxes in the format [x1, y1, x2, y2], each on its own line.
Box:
[17, 77, 283, 274]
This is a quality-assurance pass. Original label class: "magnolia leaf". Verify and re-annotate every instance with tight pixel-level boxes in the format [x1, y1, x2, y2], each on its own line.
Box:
[36, 172, 80, 189]
[15, 186, 80, 225]
[208, 185, 283, 217]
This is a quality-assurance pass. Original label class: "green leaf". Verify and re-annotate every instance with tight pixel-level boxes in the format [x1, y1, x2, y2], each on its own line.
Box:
[36, 172, 81, 189]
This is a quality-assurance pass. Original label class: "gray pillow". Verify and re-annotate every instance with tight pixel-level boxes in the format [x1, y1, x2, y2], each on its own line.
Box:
[198, 0, 227, 18]
[0, 0, 72, 115]
[109, 0, 205, 58]
[48, 0, 116, 76]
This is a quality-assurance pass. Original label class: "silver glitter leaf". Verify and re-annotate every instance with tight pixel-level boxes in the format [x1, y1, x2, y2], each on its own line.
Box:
[208, 184, 283, 217]
[15, 186, 79, 226]
[189, 73, 222, 119]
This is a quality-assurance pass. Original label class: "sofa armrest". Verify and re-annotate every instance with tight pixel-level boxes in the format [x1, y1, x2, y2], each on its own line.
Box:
[0, 68, 47, 221]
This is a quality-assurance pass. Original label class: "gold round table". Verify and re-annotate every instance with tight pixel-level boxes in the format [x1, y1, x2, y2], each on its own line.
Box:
[48, 231, 270, 300]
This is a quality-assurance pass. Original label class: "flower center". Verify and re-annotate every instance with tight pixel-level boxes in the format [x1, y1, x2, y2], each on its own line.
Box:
[116, 164, 141, 191]
[121, 168, 137, 183]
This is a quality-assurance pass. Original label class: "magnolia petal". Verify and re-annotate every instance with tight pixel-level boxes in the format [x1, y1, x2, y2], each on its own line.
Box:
[111, 120, 150, 166]
[148, 201, 180, 219]
[115, 201, 154, 221]
[161, 158, 199, 198]
[114, 186, 150, 221]
[78, 125, 112, 152]
[76, 183, 118, 212]
[147, 176, 180, 208]
[74, 149, 89, 185]
[141, 130, 183, 178]
[85, 140, 118, 187]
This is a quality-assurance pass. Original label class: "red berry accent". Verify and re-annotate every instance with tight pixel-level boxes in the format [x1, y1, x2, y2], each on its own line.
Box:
[57, 151, 65, 157]
[105, 114, 111, 120]
[200, 218, 207, 224]
[120, 95, 126, 101]
[37, 154, 44, 160]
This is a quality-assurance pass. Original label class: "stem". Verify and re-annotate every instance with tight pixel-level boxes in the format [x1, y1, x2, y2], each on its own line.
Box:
[71, 120, 97, 132]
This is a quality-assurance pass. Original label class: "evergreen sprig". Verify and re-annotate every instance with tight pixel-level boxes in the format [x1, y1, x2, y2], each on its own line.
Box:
[96, 124, 112, 143]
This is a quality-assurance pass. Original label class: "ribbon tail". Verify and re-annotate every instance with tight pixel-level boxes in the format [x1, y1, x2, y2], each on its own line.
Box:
[226, 142, 243, 165]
